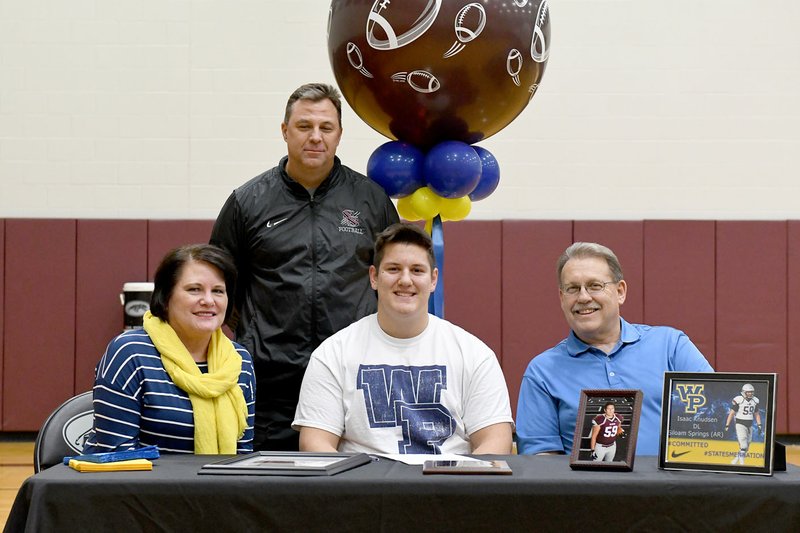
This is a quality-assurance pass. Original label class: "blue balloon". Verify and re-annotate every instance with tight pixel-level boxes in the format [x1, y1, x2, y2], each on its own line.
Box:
[366, 141, 425, 198]
[469, 146, 501, 201]
[424, 141, 482, 199]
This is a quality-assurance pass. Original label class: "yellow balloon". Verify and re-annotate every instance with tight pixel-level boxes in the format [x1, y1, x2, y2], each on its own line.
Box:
[396, 196, 422, 221]
[409, 187, 442, 220]
[439, 196, 472, 221]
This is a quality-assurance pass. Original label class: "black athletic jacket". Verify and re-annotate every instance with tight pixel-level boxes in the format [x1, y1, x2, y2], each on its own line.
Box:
[210, 156, 399, 447]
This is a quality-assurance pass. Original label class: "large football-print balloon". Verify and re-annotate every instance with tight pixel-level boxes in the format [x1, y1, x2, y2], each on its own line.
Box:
[328, 0, 551, 149]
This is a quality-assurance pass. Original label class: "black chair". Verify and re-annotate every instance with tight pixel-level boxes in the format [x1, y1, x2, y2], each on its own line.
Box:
[33, 391, 94, 472]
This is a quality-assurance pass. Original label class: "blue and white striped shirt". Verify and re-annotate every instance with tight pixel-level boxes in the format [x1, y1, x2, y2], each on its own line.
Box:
[83, 329, 256, 454]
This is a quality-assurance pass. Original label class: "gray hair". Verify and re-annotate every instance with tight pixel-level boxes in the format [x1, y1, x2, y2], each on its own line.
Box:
[556, 242, 624, 285]
[283, 83, 343, 126]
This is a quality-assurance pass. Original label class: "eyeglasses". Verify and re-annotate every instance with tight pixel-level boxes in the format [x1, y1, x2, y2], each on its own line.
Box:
[560, 280, 617, 296]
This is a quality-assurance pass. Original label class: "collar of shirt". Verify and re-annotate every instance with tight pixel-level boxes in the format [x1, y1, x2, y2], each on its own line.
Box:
[279, 155, 341, 199]
[565, 317, 642, 357]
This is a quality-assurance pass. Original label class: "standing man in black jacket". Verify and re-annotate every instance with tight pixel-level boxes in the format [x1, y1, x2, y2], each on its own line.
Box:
[211, 83, 399, 450]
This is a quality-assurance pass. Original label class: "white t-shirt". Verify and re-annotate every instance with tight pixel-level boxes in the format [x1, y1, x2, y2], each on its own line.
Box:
[293, 314, 514, 454]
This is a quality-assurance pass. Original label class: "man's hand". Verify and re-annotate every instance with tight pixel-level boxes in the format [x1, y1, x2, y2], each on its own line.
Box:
[591, 450, 598, 460]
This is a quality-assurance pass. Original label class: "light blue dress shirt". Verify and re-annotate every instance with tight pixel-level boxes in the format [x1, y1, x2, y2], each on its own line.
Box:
[516, 318, 713, 456]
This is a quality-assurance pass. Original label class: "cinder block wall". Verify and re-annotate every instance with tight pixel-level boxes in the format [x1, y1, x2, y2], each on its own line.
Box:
[0, 1, 798, 220]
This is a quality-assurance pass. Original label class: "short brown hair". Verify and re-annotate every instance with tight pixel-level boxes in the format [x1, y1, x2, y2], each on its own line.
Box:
[150, 244, 237, 324]
[284, 83, 343, 126]
[373, 223, 435, 269]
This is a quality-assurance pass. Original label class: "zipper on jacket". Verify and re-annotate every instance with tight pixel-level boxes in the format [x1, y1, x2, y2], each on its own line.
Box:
[309, 194, 318, 346]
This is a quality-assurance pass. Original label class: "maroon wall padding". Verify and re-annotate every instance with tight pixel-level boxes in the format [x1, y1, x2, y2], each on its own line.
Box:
[643, 221, 716, 366]
[147, 220, 215, 278]
[442, 221, 502, 359]
[75, 220, 148, 393]
[788, 222, 800, 433]
[501, 221, 573, 416]
[573, 221, 644, 324]
[716, 221, 787, 432]
[3, 219, 76, 431]
[0, 219, 4, 428]
[2, 218, 800, 433]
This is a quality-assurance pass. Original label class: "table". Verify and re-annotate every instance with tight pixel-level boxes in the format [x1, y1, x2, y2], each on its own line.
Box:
[6, 455, 800, 532]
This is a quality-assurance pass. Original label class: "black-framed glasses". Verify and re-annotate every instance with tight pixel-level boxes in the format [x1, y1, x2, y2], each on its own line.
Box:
[560, 280, 617, 296]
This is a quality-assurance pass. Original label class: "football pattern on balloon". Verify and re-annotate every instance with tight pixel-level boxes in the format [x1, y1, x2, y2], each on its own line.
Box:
[366, 0, 442, 51]
[531, 0, 550, 63]
[528, 82, 539, 101]
[506, 48, 523, 86]
[443, 3, 487, 58]
[329, 0, 551, 149]
[391, 70, 442, 94]
[346, 42, 374, 78]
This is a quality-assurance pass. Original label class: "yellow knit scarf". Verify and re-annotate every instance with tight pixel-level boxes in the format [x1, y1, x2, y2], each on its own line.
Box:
[143, 311, 247, 454]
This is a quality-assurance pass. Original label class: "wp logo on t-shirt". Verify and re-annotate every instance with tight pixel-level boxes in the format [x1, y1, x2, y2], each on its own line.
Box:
[357, 364, 455, 453]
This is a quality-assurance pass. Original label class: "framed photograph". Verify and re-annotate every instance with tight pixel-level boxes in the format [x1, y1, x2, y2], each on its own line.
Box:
[659, 372, 777, 475]
[199, 452, 372, 476]
[569, 389, 643, 471]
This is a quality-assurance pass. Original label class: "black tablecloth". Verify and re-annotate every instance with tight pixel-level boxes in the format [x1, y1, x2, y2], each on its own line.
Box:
[6, 455, 800, 532]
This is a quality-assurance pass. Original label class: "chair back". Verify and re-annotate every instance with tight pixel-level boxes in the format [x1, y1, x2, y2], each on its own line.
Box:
[33, 391, 94, 472]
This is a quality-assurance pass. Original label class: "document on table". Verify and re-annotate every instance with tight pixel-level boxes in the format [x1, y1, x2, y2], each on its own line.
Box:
[374, 453, 474, 465]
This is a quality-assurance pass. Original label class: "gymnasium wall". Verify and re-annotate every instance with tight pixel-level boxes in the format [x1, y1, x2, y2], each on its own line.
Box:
[0, 1, 798, 220]
[1, 219, 797, 434]
[0, 1, 797, 439]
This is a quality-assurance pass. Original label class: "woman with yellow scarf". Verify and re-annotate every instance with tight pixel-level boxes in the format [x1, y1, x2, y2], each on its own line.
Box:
[83, 244, 255, 454]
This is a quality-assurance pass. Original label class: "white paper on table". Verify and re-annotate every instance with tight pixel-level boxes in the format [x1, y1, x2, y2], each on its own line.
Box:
[374, 453, 474, 465]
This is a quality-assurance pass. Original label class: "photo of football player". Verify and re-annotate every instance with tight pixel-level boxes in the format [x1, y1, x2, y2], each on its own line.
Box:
[724, 383, 762, 465]
[590, 402, 624, 462]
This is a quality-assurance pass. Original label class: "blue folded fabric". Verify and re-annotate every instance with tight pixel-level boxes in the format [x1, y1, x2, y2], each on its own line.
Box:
[63, 445, 160, 464]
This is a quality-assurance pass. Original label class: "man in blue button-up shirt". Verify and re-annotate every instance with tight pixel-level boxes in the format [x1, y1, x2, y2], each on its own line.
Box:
[516, 242, 713, 456]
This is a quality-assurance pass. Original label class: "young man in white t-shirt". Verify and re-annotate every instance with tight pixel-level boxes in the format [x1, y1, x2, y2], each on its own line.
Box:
[292, 223, 513, 455]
